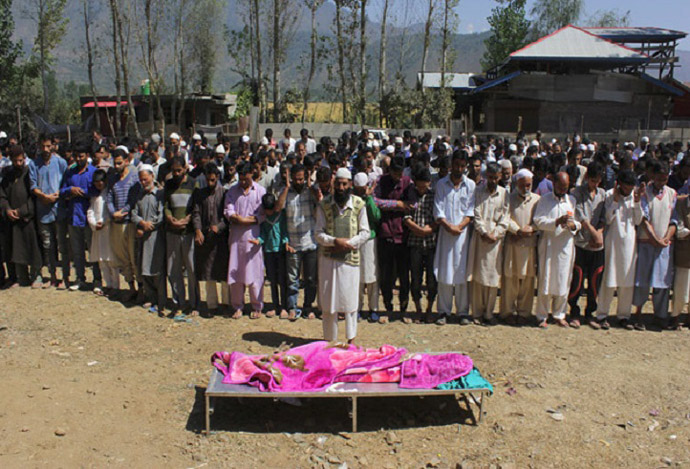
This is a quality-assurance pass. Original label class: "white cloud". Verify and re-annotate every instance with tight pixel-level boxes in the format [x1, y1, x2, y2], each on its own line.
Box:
[466, 23, 475, 33]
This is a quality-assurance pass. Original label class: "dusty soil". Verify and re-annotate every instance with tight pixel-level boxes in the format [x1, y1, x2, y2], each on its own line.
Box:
[1, 283, 689, 469]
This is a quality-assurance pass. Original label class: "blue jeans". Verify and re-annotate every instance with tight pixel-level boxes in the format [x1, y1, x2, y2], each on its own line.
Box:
[286, 248, 317, 311]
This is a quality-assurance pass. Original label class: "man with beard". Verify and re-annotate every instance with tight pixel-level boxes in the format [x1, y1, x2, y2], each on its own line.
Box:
[315, 168, 370, 343]
[131, 164, 166, 316]
[29, 134, 68, 289]
[594, 170, 644, 329]
[192, 164, 230, 317]
[500, 169, 540, 324]
[469, 162, 509, 325]
[533, 172, 581, 328]
[374, 156, 412, 322]
[275, 163, 319, 320]
[224, 162, 266, 319]
[633, 160, 677, 330]
[60, 143, 99, 291]
[164, 156, 200, 320]
[107, 149, 141, 301]
[0, 146, 42, 286]
[433, 150, 475, 325]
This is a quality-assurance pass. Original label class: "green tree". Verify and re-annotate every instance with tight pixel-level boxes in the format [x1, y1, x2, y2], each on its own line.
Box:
[480, 0, 530, 71]
[529, 0, 582, 39]
[586, 9, 631, 28]
[25, 0, 69, 116]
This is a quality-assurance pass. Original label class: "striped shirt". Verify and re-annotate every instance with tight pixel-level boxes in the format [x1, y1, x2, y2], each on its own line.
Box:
[164, 175, 197, 234]
[106, 168, 139, 223]
[285, 186, 317, 251]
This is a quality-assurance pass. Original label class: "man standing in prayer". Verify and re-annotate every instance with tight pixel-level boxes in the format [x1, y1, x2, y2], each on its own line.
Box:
[164, 156, 200, 319]
[433, 150, 475, 325]
[633, 160, 677, 330]
[131, 164, 167, 316]
[500, 169, 540, 324]
[594, 170, 644, 329]
[60, 143, 98, 291]
[469, 162, 509, 325]
[192, 164, 230, 317]
[671, 186, 690, 329]
[30, 134, 68, 288]
[275, 163, 319, 320]
[224, 162, 266, 319]
[0, 146, 42, 286]
[533, 172, 581, 328]
[568, 162, 606, 329]
[374, 155, 412, 321]
[315, 168, 370, 343]
[107, 149, 140, 301]
[352, 172, 381, 323]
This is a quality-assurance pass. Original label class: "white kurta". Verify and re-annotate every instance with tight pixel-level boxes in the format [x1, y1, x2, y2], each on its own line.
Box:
[602, 189, 643, 288]
[468, 184, 509, 287]
[359, 236, 377, 284]
[86, 190, 113, 263]
[504, 191, 540, 278]
[315, 196, 370, 314]
[533, 192, 581, 297]
[433, 175, 476, 285]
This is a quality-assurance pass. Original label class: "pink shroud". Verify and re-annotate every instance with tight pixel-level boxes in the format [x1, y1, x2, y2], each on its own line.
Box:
[211, 341, 473, 392]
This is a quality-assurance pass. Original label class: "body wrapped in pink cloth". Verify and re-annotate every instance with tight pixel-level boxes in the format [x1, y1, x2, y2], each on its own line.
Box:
[211, 341, 473, 392]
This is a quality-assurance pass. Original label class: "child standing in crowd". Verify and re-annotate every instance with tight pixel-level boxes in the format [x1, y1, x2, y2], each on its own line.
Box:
[250, 193, 288, 318]
[87, 169, 120, 296]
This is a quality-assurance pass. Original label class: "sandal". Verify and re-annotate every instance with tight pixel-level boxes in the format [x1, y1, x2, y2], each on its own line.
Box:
[307, 312, 316, 320]
[265, 310, 276, 318]
[250, 311, 261, 319]
[279, 310, 289, 320]
[538, 319, 548, 329]
[231, 309, 243, 320]
[173, 313, 192, 323]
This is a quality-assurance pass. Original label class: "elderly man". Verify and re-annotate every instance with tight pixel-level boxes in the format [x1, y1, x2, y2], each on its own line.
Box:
[315, 168, 370, 343]
[498, 159, 513, 191]
[433, 150, 475, 325]
[500, 169, 540, 324]
[533, 172, 581, 328]
[595, 170, 644, 329]
[469, 162, 509, 324]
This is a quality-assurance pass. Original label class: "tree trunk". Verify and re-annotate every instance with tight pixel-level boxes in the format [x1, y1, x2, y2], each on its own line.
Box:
[358, 0, 367, 125]
[441, 0, 449, 87]
[272, 0, 281, 123]
[419, 0, 434, 126]
[302, 1, 319, 123]
[39, 0, 48, 116]
[377, 0, 388, 127]
[253, 0, 265, 122]
[109, 0, 121, 137]
[83, 0, 103, 134]
[117, 0, 140, 138]
[334, 0, 347, 123]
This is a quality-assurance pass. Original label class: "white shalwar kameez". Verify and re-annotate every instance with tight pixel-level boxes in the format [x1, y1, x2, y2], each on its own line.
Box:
[533, 192, 581, 321]
[433, 175, 476, 316]
[315, 196, 370, 341]
[596, 189, 643, 320]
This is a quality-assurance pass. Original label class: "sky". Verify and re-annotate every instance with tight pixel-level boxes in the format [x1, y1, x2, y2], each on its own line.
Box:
[371, 0, 690, 49]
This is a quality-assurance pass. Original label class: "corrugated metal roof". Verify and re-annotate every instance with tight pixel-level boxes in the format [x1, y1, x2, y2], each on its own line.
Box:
[583, 27, 687, 43]
[638, 73, 684, 96]
[510, 25, 648, 63]
[417, 72, 477, 89]
[471, 71, 521, 94]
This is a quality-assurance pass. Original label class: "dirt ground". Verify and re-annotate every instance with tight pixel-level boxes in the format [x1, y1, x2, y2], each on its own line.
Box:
[1, 282, 689, 469]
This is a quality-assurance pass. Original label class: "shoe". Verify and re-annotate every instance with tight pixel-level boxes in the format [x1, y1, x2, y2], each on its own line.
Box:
[483, 317, 498, 326]
[668, 317, 683, 331]
[368, 312, 380, 323]
[435, 315, 447, 326]
[598, 319, 610, 330]
[68, 282, 83, 292]
[633, 318, 646, 331]
[459, 317, 471, 326]
[618, 317, 632, 330]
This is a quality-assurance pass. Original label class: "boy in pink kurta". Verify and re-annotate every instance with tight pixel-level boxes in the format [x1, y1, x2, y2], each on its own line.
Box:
[223, 163, 266, 319]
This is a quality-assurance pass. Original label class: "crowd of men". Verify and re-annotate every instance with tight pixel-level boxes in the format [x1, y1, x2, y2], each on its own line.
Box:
[1, 127, 690, 343]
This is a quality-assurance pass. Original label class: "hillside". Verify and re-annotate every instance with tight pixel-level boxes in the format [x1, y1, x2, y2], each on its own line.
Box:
[10, 0, 489, 98]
